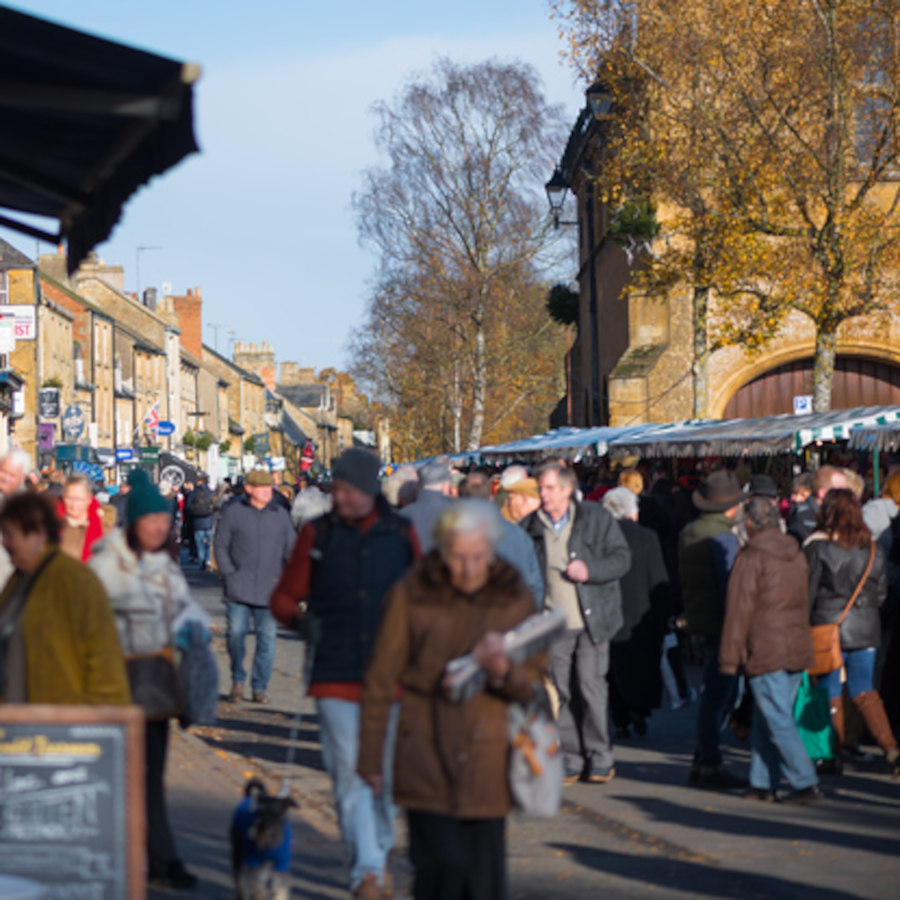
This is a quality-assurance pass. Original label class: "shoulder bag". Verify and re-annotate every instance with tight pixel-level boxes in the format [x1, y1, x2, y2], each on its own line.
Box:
[808, 541, 875, 677]
[124, 577, 184, 721]
[507, 682, 563, 818]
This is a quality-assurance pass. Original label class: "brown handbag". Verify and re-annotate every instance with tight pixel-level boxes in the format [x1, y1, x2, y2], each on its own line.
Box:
[808, 541, 875, 677]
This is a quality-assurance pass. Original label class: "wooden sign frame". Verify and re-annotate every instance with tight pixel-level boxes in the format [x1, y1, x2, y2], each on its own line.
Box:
[0, 704, 145, 900]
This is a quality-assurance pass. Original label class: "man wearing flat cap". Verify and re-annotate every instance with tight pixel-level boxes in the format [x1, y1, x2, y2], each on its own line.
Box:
[214, 467, 295, 704]
[271, 448, 420, 899]
[678, 469, 747, 790]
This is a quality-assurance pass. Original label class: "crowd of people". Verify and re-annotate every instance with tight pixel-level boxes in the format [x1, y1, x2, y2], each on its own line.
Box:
[2, 443, 899, 899]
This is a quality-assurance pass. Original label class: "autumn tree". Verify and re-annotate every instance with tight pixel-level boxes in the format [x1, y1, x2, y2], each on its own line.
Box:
[553, 0, 900, 412]
[352, 58, 569, 456]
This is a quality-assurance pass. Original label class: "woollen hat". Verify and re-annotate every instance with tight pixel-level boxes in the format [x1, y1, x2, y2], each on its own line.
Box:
[126, 469, 172, 526]
[746, 473, 778, 499]
[332, 448, 381, 496]
[246, 468, 275, 486]
[692, 470, 743, 513]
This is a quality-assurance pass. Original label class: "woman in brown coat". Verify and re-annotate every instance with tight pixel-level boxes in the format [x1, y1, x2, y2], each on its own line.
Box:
[359, 500, 545, 900]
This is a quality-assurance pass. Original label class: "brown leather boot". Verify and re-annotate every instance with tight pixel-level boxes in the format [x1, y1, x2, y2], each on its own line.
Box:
[853, 690, 900, 771]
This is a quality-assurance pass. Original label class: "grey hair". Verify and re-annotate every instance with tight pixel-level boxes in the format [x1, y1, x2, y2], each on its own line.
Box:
[1, 448, 33, 474]
[434, 499, 504, 555]
[499, 464, 528, 490]
[745, 496, 780, 532]
[291, 486, 333, 529]
[602, 486, 639, 520]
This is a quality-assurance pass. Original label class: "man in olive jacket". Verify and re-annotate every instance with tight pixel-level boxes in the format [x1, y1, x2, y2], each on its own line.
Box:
[678, 469, 745, 789]
[719, 497, 820, 802]
[522, 461, 630, 783]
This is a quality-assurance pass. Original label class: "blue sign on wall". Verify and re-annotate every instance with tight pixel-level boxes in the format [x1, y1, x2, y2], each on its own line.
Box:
[72, 460, 104, 482]
[157, 420, 175, 436]
[115, 448, 135, 462]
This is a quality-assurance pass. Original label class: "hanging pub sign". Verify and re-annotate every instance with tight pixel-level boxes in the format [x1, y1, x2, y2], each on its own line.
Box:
[38, 387, 61, 419]
[62, 403, 86, 441]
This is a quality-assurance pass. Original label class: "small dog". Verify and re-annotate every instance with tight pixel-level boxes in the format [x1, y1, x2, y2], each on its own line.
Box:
[230, 778, 297, 900]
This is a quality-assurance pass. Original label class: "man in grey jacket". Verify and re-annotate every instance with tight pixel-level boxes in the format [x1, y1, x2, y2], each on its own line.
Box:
[214, 468, 295, 703]
[399, 459, 454, 553]
[522, 461, 631, 784]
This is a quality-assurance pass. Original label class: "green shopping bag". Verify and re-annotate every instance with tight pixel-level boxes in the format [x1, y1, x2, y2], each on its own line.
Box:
[793, 671, 835, 761]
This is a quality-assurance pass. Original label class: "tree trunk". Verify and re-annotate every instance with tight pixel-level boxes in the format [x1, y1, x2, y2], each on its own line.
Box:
[812, 327, 836, 412]
[466, 297, 487, 451]
[450, 359, 462, 453]
[692, 283, 710, 418]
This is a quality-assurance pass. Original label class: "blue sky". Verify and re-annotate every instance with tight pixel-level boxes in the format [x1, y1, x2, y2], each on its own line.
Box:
[2, 1, 585, 369]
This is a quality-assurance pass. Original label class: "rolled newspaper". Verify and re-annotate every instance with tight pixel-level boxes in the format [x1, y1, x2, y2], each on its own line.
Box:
[443, 607, 567, 703]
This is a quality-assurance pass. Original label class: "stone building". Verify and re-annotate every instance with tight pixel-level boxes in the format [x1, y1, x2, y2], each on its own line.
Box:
[553, 102, 900, 427]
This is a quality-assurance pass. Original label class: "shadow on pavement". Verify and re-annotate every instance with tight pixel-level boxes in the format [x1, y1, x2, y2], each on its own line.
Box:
[549, 841, 864, 900]
[620, 795, 900, 857]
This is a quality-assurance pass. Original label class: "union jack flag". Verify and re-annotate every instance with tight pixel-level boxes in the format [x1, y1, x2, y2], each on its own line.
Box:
[143, 402, 159, 438]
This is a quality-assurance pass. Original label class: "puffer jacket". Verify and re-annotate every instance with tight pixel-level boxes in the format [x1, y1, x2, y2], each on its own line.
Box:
[804, 535, 886, 650]
[89, 529, 196, 654]
[720, 528, 814, 677]
[358, 554, 544, 819]
[214, 495, 295, 607]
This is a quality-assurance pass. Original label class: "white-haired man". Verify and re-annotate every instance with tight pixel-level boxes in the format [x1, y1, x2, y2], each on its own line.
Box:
[0, 449, 32, 585]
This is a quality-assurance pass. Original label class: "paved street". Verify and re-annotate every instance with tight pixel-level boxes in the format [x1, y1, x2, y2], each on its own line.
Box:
[154, 561, 900, 899]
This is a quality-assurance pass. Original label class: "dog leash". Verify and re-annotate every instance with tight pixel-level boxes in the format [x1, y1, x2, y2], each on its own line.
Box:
[278, 639, 316, 798]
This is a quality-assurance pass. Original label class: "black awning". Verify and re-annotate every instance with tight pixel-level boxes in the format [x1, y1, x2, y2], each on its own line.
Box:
[0, 5, 199, 272]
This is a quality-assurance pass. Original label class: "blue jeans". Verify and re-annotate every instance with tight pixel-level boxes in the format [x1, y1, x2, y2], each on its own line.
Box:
[316, 699, 399, 891]
[818, 647, 877, 700]
[694, 635, 740, 767]
[225, 601, 278, 692]
[748, 670, 818, 791]
[194, 529, 212, 569]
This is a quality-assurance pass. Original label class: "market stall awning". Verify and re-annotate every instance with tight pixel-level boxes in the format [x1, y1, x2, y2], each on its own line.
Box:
[480, 424, 657, 463]
[608, 405, 900, 459]
[0, 6, 199, 273]
[846, 409, 900, 453]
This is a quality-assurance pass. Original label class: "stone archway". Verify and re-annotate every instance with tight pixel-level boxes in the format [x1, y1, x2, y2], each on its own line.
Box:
[721, 355, 900, 419]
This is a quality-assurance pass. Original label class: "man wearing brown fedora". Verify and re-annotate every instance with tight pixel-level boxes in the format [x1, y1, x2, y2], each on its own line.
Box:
[678, 469, 747, 789]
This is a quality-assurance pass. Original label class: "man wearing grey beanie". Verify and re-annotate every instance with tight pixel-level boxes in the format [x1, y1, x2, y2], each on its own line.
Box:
[271, 448, 420, 898]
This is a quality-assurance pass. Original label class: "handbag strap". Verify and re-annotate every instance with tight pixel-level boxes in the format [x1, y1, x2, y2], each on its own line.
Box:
[835, 541, 876, 626]
[0, 550, 59, 642]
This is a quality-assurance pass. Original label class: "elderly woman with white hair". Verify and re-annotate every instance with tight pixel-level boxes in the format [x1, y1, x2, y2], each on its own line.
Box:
[601, 486, 671, 739]
[358, 500, 545, 900]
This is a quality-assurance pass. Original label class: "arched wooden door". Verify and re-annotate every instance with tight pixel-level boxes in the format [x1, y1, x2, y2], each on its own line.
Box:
[723, 356, 900, 418]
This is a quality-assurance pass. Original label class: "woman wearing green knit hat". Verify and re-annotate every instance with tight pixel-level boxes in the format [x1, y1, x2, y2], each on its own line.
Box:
[89, 468, 199, 890]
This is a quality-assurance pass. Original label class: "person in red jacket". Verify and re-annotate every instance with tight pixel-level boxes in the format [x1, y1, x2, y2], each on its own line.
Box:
[57, 473, 106, 562]
[271, 448, 419, 900]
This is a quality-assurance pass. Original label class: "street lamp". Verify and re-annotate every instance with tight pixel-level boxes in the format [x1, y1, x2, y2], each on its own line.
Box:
[586, 80, 613, 119]
[545, 166, 577, 230]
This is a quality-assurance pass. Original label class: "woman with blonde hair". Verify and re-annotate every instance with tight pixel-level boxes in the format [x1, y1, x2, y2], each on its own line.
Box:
[618, 467, 645, 496]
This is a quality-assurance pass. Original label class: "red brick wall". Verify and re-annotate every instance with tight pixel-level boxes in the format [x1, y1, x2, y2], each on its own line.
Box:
[172, 289, 202, 358]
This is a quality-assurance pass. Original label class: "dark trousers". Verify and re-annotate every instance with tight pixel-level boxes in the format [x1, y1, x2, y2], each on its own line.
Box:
[146, 719, 179, 876]
[407, 811, 506, 900]
[694, 635, 739, 767]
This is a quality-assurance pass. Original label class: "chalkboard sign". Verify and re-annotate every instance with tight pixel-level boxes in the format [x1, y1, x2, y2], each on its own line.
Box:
[0, 705, 144, 900]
